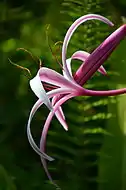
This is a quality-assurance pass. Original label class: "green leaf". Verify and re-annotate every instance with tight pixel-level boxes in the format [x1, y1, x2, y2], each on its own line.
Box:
[0, 165, 16, 190]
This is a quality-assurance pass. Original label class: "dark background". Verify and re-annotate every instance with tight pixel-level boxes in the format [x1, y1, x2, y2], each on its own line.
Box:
[0, 0, 126, 189]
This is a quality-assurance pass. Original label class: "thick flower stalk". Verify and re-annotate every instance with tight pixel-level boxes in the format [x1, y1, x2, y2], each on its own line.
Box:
[27, 14, 126, 186]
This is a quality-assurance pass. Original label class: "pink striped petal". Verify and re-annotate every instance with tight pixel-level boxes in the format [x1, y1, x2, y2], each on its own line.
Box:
[52, 96, 68, 131]
[30, 67, 79, 111]
[39, 67, 79, 90]
[40, 94, 75, 186]
[54, 106, 68, 131]
[62, 14, 114, 80]
[74, 25, 126, 85]
[52, 97, 66, 121]
[72, 50, 107, 75]
[80, 88, 126, 96]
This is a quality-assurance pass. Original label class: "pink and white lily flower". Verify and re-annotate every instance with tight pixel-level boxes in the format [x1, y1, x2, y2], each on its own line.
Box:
[27, 14, 126, 185]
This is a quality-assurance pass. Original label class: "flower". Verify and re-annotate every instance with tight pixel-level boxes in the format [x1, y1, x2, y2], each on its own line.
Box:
[27, 14, 126, 186]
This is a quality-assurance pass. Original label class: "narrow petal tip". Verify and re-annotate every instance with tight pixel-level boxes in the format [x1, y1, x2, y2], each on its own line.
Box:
[98, 65, 107, 75]
[64, 126, 68, 131]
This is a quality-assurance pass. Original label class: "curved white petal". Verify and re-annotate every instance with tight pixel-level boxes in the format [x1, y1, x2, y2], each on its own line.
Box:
[62, 14, 114, 79]
[30, 71, 52, 110]
[27, 99, 54, 161]
[63, 58, 72, 79]
[72, 50, 90, 61]
[27, 88, 73, 160]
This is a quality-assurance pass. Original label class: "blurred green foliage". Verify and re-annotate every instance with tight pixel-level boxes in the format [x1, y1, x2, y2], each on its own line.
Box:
[0, 0, 126, 190]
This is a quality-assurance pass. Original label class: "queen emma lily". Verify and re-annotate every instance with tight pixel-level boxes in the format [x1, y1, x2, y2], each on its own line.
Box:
[27, 14, 126, 186]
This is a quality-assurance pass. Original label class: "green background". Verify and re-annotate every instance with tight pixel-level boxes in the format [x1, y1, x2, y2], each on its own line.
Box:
[0, 0, 126, 189]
